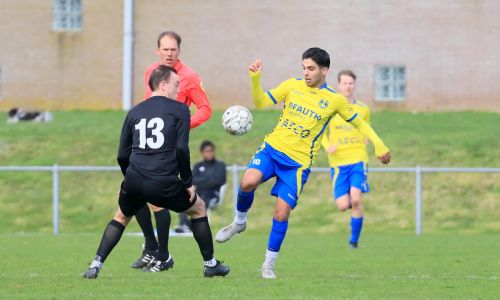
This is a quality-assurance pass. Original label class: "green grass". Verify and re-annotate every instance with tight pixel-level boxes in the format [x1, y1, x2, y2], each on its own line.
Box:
[0, 111, 499, 298]
[0, 233, 498, 299]
[0, 110, 499, 234]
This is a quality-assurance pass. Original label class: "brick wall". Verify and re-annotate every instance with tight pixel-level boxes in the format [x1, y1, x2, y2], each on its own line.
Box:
[1, 0, 499, 111]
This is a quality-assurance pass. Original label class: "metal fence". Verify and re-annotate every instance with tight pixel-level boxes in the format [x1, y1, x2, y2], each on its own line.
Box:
[1, 165, 499, 236]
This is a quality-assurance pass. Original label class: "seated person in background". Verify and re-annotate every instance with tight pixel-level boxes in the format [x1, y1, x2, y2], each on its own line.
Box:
[7, 107, 53, 123]
[175, 140, 227, 233]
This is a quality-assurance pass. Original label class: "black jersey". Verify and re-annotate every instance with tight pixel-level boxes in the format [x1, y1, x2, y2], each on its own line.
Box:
[117, 96, 192, 187]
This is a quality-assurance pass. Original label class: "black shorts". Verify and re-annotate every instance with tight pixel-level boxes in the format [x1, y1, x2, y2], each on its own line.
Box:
[118, 168, 196, 217]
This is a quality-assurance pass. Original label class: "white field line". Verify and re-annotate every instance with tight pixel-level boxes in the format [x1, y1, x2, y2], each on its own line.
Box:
[0, 231, 192, 237]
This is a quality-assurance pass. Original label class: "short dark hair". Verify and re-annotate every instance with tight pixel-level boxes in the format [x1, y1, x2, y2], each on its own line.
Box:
[148, 65, 177, 92]
[337, 70, 357, 82]
[302, 47, 330, 69]
[200, 140, 215, 152]
[157, 31, 182, 48]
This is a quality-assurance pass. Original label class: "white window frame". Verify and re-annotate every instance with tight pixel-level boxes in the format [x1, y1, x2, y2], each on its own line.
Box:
[52, 0, 83, 32]
[375, 65, 406, 101]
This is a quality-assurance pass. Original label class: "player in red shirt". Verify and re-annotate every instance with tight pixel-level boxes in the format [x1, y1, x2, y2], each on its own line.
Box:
[131, 31, 212, 270]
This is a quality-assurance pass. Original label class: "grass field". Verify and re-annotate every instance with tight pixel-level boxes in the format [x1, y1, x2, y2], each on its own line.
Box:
[0, 110, 499, 299]
[0, 233, 498, 299]
[0, 111, 499, 234]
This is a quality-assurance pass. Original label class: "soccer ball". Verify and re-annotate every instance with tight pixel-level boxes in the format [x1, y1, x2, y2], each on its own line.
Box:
[221, 105, 253, 135]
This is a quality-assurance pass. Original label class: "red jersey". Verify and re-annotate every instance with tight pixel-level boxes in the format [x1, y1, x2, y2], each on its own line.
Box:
[144, 60, 212, 128]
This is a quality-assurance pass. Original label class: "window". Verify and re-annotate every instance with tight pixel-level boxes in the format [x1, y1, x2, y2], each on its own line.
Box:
[375, 65, 406, 101]
[52, 0, 82, 31]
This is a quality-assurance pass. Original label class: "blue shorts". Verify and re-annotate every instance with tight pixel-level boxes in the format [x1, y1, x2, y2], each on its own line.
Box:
[247, 143, 310, 209]
[330, 161, 369, 200]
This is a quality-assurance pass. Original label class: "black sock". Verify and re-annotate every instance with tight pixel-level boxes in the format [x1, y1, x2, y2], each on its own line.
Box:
[179, 212, 191, 228]
[154, 209, 171, 261]
[95, 219, 126, 263]
[135, 205, 158, 251]
[191, 216, 214, 261]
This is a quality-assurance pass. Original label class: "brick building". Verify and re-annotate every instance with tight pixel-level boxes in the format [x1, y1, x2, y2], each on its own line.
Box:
[0, 0, 499, 111]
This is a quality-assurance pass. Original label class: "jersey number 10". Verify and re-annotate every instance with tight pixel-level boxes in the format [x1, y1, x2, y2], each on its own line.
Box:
[134, 118, 165, 149]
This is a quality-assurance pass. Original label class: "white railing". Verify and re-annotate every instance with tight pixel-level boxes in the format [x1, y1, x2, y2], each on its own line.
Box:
[1, 165, 499, 236]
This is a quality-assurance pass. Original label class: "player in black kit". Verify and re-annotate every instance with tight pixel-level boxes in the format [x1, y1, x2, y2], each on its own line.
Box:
[83, 65, 230, 279]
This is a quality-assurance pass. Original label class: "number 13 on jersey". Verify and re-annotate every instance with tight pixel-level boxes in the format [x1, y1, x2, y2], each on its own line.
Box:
[134, 117, 165, 149]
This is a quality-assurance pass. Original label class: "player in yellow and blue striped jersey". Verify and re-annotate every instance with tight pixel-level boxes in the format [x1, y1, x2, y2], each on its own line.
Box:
[215, 48, 391, 279]
[321, 70, 371, 249]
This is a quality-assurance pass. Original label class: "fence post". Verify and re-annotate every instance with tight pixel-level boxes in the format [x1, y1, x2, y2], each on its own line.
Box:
[232, 164, 239, 216]
[415, 165, 422, 236]
[52, 164, 60, 235]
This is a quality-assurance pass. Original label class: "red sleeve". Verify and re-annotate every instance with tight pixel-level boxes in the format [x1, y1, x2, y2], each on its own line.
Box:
[186, 75, 212, 128]
[144, 67, 153, 100]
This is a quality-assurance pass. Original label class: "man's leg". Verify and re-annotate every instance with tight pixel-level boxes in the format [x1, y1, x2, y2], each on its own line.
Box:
[216, 147, 274, 242]
[130, 204, 160, 268]
[185, 195, 230, 277]
[134, 205, 158, 251]
[142, 206, 173, 272]
[349, 187, 363, 248]
[262, 198, 292, 279]
[215, 168, 263, 242]
[152, 206, 171, 261]
[84, 208, 131, 279]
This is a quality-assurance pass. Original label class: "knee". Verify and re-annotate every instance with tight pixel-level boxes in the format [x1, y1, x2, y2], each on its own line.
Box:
[273, 208, 290, 222]
[337, 203, 349, 212]
[240, 178, 258, 193]
[351, 197, 362, 209]
[336, 199, 350, 212]
[151, 205, 163, 212]
[113, 210, 130, 226]
[187, 198, 206, 219]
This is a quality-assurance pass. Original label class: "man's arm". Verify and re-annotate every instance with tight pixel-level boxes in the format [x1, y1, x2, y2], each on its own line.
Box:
[219, 162, 227, 186]
[335, 96, 390, 163]
[320, 124, 337, 154]
[176, 105, 193, 187]
[350, 117, 390, 160]
[186, 77, 212, 128]
[117, 113, 133, 176]
[249, 59, 288, 109]
[211, 162, 227, 188]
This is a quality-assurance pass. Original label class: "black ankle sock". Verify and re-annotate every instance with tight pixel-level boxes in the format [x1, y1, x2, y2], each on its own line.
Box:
[96, 219, 126, 263]
[135, 205, 158, 251]
[154, 209, 171, 261]
[190, 216, 214, 261]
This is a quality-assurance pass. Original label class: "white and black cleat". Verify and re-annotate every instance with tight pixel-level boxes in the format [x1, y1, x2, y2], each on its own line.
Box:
[203, 260, 230, 277]
[131, 250, 158, 269]
[83, 260, 102, 279]
[143, 256, 174, 273]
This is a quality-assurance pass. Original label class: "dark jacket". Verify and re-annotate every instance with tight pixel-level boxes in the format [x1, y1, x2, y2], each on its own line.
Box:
[192, 159, 226, 192]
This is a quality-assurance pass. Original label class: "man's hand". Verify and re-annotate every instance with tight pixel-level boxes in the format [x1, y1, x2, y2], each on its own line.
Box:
[249, 59, 262, 73]
[326, 144, 337, 154]
[377, 152, 391, 164]
[186, 185, 197, 203]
